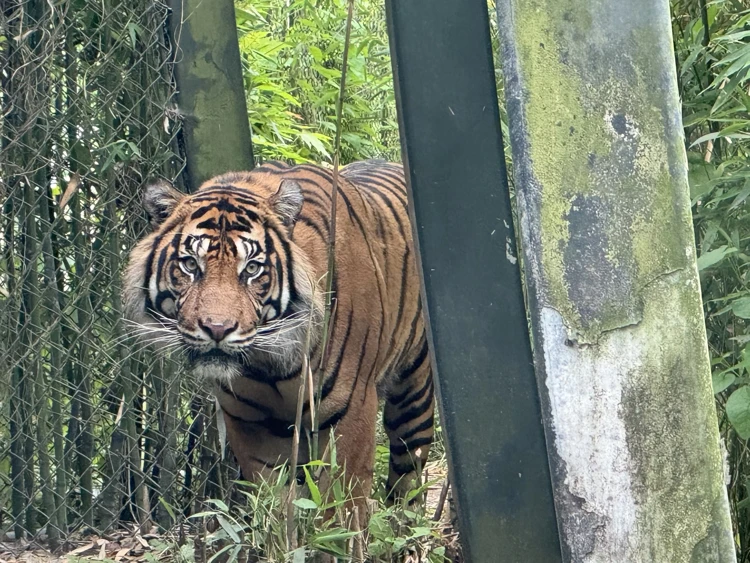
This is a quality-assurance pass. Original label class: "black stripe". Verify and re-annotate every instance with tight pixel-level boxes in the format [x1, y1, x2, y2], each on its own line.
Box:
[190, 205, 215, 220]
[257, 417, 295, 438]
[389, 371, 432, 406]
[216, 382, 274, 417]
[352, 173, 407, 205]
[336, 187, 369, 241]
[142, 232, 168, 311]
[384, 385, 433, 432]
[312, 309, 354, 407]
[221, 407, 295, 438]
[318, 406, 346, 432]
[195, 184, 260, 199]
[390, 436, 433, 457]
[241, 363, 301, 384]
[351, 325, 371, 397]
[297, 216, 328, 243]
[191, 193, 260, 208]
[247, 454, 277, 469]
[299, 187, 332, 210]
[270, 225, 298, 313]
[220, 406, 264, 425]
[257, 161, 292, 173]
[359, 185, 407, 239]
[389, 456, 419, 476]
[364, 167, 406, 185]
[393, 250, 411, 343]
[399, 377, 432, 409]
[295, 164, 333, 182]
[386, 298, 422, 376]
[398, 339, 429, 382]
[318, 316, 365, 430]
[154, 245, 171, 302]
[399, 416, 434, 442]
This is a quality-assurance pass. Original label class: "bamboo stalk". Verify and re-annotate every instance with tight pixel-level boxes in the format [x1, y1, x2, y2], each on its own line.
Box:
[96, 169, 131, 529]
[38, 179, 64, 545]
[156, 358, 179, 530]
[2, 10, 27, 536]
[21, 173, 42, 536]
[285, 282, 317, 550]
[63, 16, 94, 526]
[69, 179, 94, 527]
[8, 192, 26, 540]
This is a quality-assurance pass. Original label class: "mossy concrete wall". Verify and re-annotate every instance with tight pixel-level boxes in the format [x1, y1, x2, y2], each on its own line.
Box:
[168, 0, 254, 190]
[496, 0, 735, 560]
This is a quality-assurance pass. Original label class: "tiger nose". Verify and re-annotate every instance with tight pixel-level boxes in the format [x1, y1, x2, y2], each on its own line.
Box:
[198, 318, 238, 342]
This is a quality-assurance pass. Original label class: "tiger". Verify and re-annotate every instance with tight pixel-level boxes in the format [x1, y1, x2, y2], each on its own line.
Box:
[123, 159, 434, 514]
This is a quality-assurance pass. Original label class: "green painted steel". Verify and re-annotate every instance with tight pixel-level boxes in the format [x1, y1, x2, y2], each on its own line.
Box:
[496, 0, 735, 560]
[386, 1, 563, 561]
[167, 0, 254, 190]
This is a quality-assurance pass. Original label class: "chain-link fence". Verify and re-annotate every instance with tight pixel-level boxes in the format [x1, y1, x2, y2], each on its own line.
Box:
[0, 0, 237, 553]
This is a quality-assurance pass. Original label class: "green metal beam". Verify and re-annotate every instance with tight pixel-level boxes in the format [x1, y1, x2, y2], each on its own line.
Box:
[386, 1, 562, 561]
[496, 0, 735, 560]
[167, 0, 253, 190]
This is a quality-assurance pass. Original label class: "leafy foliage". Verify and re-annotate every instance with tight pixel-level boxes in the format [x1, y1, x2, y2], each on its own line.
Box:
[185, 438, 447, 562]
[236, 0, 400, 164]
[673, 0, 750, 559]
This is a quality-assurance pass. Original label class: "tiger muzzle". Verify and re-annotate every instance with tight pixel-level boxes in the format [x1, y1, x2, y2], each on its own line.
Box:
[198, 318, 238, 343]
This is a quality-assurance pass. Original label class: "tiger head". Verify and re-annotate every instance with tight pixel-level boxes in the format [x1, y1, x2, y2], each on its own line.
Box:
[123, 173, 322, 383]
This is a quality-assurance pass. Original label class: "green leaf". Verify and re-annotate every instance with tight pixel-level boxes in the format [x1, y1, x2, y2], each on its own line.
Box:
[216, 514, 241, 543]
[207, 544, 238, 563]
[303, 466, 322, 505]
[312, 528, 359, 542]
[206, 499, 230, 512]
[292, 497, 319, 510]
[158, 497, 177, 522]
[410, 526, 432, 538]
[733, 297, 750, 319]
[697, 245, 737, 270]
[726, 386, 750, 439]
[713, 370, 737, 394]
[187, 510, 219, 519]
[298, 131, 331, 157]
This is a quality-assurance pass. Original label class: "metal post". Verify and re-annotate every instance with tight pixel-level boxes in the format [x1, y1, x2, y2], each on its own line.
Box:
[496, 0, 735, 560]
[167, 0, 254, 190]
[386, 2, 563, 561]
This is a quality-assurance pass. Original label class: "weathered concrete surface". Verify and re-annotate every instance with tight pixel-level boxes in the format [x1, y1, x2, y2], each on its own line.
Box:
[496, 0, 735, 561]
[168, 0, 254, 189]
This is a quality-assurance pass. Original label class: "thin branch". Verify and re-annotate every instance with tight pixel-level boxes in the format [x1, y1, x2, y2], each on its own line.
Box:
[313, 0, 355, 462]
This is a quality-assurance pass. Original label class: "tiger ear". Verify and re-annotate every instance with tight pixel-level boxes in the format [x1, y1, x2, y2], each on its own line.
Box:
[143, 180, 185, 228]
[270, 179, 303, 228]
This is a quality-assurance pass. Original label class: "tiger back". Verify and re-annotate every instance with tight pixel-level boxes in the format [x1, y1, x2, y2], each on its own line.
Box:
[124, 160, 434, 506]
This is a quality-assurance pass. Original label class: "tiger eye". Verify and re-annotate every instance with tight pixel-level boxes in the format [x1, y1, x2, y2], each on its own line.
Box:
[245, 262, 261, 276]
[182, 256, 198, 273]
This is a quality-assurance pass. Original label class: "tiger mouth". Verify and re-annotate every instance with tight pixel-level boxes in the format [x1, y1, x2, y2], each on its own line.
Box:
[188, 348, 240, 364]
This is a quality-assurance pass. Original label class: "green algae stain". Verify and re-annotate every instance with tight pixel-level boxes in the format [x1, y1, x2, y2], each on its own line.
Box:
[510, 1, 690, 342]
[512, 3, 609, 335]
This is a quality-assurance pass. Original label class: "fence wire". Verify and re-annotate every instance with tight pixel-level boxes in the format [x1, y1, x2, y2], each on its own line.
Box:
[0, 0, 236, 553]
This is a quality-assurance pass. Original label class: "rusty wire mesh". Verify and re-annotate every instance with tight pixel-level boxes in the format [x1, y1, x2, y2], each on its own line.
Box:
[0, 0, 235, 553]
